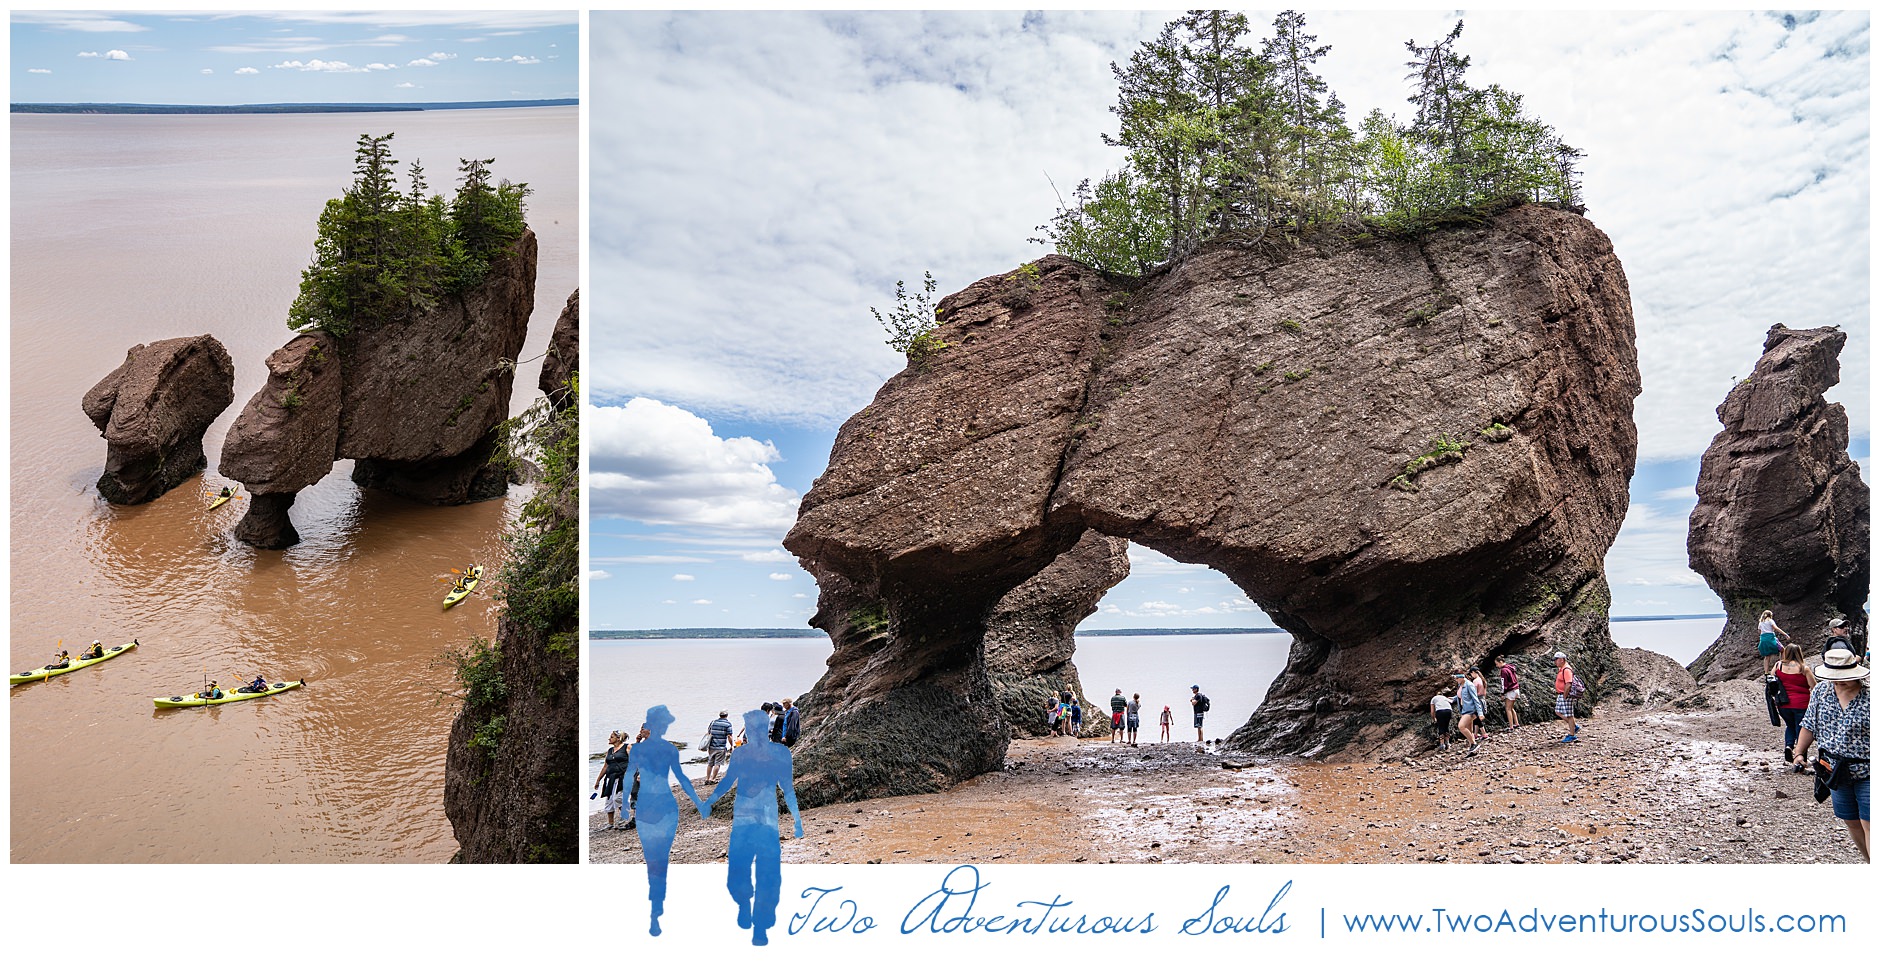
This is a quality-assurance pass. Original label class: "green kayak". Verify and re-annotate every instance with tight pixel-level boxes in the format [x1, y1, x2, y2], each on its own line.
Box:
[12, 640, 137, 685]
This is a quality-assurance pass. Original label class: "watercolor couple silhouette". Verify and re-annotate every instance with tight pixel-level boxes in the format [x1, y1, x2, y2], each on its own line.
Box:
[627, 705, 803, 945]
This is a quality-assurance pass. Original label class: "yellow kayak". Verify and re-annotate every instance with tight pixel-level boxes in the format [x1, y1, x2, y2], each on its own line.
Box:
[444, 565, 484, 608]
[154, 680, 302, 708]
[207, 492, 235, 511]
[12, 641, 137, 685]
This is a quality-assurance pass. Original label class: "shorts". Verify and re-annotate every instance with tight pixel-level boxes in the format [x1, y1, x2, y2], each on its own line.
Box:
[1193, 713, 1205, 728]
[1112, 712, 1124, 728]
[1758, 632, 1780, 656]
[1126, 716, 1140, 731]
[604, 789, 624, 816]
[1555, 695, 1576, 718]
[1504, 690, 1520, 701]
[1831, 777, 1870, 822]
[1434, 710, 1452, 733]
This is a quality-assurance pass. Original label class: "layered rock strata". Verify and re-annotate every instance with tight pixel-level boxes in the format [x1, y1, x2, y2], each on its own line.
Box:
[538, 289, 579, 408]
[221, 231, 537, 545]
[1686, 324, 1869, 682]
[785, 205, 1641, 805]
[83, 335, 235, 505]
[984, 531, 1130, 736]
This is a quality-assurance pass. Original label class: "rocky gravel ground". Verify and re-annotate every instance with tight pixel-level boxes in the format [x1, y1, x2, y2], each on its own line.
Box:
[591, 674, 1864, 866]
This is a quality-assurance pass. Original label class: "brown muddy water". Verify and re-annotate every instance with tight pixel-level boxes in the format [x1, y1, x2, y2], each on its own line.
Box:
[10, 108, 576, 862]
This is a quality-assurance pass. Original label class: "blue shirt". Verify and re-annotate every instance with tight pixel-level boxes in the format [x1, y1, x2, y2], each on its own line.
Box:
[707, 717, 733, 749]
[1802, 682, 1870, 778]
[1456, 682, 1484, 717]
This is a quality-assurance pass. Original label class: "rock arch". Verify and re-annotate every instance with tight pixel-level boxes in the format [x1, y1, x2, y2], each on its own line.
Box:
[785, 206, 1641, 807]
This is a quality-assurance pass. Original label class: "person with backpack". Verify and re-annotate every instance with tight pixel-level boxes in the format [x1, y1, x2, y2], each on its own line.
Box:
[1789, 647, 1870, 862]
[1553, 652, 1583, 743]
[1191, 684, 1210, 743]
[1824, 618, 1855, 658]
[1125, 693, 1143, 746]
[1110, 689, 1128, 744]
[592, 730, 633, 830]
[1772, 644, 1816, 764]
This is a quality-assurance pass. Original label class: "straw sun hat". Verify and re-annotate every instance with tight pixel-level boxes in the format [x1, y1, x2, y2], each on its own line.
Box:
[1813, 647, 1871, 682]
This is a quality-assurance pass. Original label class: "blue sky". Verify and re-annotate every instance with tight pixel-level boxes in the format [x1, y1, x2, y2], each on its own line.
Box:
[9, 10, 576, 104]
[590, 9, 1870, 630]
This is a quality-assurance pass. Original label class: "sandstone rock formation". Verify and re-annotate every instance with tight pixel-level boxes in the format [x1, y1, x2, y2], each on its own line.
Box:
[83, 335, 234, 505]
[538, 289, 578, 408]
[985, 531, 1129, 736]
[1686, 324, 1869, 682]
[220, 230, 537, 545]
[785, 205, 1641, 805]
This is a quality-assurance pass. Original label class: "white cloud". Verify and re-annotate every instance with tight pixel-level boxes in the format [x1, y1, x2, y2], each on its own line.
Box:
[271, 59, 357, 72]
[363, 62, 397, 71]
[672, 573, 695, 582]
[200, 68, 214, 75]
[589, 398, 802, 533]
[588, 569, 613, 581]
[28, 68, 51, 74]
[475, 55, 542, 64]
[427, 52, 457, 61]
[692, 598, 714, 605]
[590, 10, 1868, 457]
[408, 58, 439, 67]
[395, 82, 417, 89]
[768, 572, 792, 581]
[13, 12, 147, 32]
[592, 554, 711, 565]
[78, 50, 132, 61]
[235, 67, 259, 75]
[740, 549, 795, 563]
[1654, 485, 1698, 502]
[1605, 501, 1709, 590]
[793, 593, 810, 599]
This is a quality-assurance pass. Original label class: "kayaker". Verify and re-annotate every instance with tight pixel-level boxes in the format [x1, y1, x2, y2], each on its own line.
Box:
[217, 486, 232, 499]
[203, 680, 224, 700]
[242, 676, 269, 694]
[80, 642, 106, 661]
[48, 650, 72, 670]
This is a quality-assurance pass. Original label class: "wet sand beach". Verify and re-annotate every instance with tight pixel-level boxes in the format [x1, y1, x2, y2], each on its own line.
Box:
[593, 669, 1863, 866]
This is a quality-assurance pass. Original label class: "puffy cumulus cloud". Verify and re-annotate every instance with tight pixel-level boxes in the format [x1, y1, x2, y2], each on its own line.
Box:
[768, 572, 792, 581]
[740, 549, 794, 563]
[408, 58, 440, 67]
[588, 569, 614, 581]
[235, 67, 259, 75]
[590, 398, 801, 533]
[426, 52, 457, 61]
[78, 50, 132, 60]
[672, 573, 695, 582]
[475, 54, 542, 64]
[363, 62, 398, 71]
[271, 58, 355, 72]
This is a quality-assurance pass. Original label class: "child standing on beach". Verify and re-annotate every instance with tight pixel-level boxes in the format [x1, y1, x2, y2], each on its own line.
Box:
[1159, 705, 1172, 743]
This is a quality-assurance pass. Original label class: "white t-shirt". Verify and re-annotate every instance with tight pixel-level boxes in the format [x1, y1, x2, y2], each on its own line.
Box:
[1431, 693, 1452, 712]
[1760, 617, 1777, 635]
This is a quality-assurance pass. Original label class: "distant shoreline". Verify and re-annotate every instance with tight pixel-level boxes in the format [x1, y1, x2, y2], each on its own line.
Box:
[11, 99, 578, 115]
[591, 615, 1722, 640]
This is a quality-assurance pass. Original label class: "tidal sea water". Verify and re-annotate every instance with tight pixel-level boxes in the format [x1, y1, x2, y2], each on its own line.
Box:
[10, 108, 576, 863]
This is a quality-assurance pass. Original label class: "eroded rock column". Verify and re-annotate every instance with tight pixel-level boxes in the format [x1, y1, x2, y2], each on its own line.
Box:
[83, 335, 234, 504]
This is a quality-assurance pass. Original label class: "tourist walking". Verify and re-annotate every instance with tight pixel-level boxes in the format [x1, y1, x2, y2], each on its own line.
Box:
[705, 710, 735, 783]
[625, 706, 704, 936]
[700, 709, 804, 945]
[1159, 705, 1173, 743]
[1431, 685, 1454, 750]
[778, 697, 801, 747]
[1824, 618, 1855, 658]
[1190, 684, 1210, 743]
[1772, 644, 1815, 763]
[1758, 610, 1792, 676]
[1498, 656, 1521, 732]
[1069, 698, 1084, 739]
[1467, 668, 1491, 745]
[1455, 671, 1484, 756]
[1126, 693, 1142, 746]
[1110, 688, 1127, 743]
[1789, 648, 1870, 862]
[1553, 652, 1582, 742]
[592, 730, 632, 830]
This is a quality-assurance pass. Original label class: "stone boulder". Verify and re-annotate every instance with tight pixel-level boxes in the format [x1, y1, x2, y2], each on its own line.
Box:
[220, 335, 343, 547]
[538, 289, 578, 408]
[82, 335, 234, 504]
[1686, 324, 1869, 682]
[785, 205, 1641, 805]
[985, 531, 1129, 736]
[217, 230, 538, 545]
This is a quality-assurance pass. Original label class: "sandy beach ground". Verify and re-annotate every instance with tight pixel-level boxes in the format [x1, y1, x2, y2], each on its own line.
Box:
[591, 671, 1864, 866]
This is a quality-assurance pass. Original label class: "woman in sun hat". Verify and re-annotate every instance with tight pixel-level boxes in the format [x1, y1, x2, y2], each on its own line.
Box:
[1790, 648, 1870, 862]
